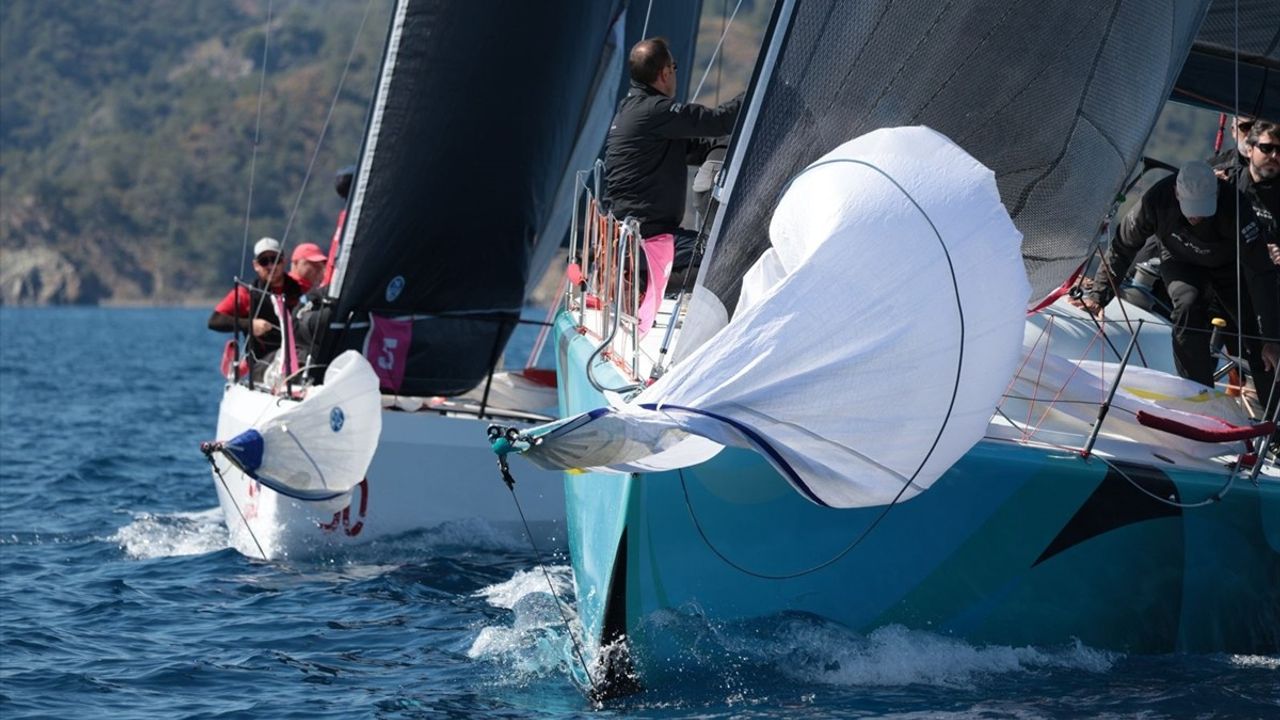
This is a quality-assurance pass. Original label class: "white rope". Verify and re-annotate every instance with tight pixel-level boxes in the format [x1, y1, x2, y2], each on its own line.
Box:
[691, 0, 745, 104]
[250, 0, 377, 331]
[640, 0, 654, 39]
[279, 0, 378, 252]
[238, 0, 273, 281]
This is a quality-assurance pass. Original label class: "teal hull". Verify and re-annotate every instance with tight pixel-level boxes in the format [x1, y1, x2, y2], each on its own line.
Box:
[551, 313, 1280, 686]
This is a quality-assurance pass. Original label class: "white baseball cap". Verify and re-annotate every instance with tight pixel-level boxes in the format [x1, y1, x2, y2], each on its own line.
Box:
[1175, 161, 1217, 219]
[253, 237, 282, 258]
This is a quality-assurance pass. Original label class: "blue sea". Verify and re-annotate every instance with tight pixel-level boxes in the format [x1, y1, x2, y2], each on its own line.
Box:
[1, 307, 1276, 719]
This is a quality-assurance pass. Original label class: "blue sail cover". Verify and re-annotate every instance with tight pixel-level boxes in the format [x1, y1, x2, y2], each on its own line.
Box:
[321, 0, 625, 396]
[682, 0, 1214, 355]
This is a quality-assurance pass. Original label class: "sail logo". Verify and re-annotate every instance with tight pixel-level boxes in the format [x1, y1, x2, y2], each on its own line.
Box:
[330, 407, 345, 433]
[386, 276, 405, 302]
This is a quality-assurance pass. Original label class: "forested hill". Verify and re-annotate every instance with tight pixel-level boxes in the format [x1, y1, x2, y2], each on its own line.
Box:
[0, 0, 391, 304]
[0, 1, 1219, 306]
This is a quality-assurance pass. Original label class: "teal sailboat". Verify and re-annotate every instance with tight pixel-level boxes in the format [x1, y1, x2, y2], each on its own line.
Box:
[495, 0, 1280, 695]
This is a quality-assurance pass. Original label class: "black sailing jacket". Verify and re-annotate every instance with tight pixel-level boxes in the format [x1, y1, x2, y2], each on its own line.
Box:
[603, 81, 742, 238]
[1093, 172, 1279, 336]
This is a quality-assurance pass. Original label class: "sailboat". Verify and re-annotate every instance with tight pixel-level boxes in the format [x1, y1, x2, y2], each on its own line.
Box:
[494, 0, 1280, 695]
[206, 0, 703, 560]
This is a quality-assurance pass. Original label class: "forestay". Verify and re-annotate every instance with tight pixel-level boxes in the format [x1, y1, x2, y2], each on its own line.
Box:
[514, 128, 1030, 508]
[216, 352, 381, 502]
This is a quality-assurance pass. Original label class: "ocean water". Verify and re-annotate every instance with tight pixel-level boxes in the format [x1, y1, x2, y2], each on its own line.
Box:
[1, 307, 1276, 719]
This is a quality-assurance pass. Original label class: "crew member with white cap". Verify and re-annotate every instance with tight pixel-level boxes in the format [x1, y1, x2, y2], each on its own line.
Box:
[1077, 160, 1278, 399]
[207, 237, 306, 370]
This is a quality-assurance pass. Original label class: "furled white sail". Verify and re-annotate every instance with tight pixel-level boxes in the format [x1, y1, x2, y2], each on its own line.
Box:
[513, 127, 1031, 508]
[215, 351, 382, 501]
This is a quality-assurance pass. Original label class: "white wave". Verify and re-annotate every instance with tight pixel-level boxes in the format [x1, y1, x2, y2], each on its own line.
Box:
[111, 507, 228, 559]
[475, 565, 574, 610]
[468, 565, 587, 682]
[753, 622, 1116, 687]
[1229, 654, 1280, 670]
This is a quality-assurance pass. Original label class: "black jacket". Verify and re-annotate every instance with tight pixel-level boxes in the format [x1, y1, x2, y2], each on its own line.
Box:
[604, 81, 742, 238]
[1092, 172, 1278, 336]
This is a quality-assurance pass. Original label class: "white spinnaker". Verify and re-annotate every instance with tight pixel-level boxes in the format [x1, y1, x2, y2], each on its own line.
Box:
[230, 351, 381, 499]
[523, 127, 1031, 508]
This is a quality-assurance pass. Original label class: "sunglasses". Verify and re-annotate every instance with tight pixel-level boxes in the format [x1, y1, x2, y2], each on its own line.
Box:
[255, 253, 281, 265]
[1236, 120, 1255, 133]
[1254, 142, 1279, 157]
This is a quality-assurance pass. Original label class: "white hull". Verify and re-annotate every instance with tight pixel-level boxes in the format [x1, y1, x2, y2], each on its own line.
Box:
[211, 384, 565, 559]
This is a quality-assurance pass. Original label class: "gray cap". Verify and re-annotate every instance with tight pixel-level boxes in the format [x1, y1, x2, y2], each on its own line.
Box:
[1175, 161, 1217, 219]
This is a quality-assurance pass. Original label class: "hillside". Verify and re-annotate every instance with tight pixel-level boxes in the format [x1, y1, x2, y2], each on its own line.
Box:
[0, 1, 1230, 305]
[0, 0, 390, 304]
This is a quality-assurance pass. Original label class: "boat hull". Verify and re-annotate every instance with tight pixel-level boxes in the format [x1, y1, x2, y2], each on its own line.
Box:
[553, 312, 1280, 687]
[212, 383, 565, 559]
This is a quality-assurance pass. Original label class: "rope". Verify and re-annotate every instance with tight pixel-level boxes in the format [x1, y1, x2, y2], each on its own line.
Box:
[501, 478, 598, 696]
[1233, 0, 1245, 417]
[205, 454, 268, 560]
[279, 0, 377, 250]
[691, 0, 745, 104]
[678, 465, 913, 580]
[675, 155, 966, 576]
[640, 0, 653, 39]
[1098, 455, 1237, 509]
[244, 0, 377, 359]
[239, 0, 274, 281]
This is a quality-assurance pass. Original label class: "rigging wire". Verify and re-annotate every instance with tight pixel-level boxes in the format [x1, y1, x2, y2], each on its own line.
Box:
[1234, 0, 1244, 413]
[640, 0, 654, 39]
[205, 455, 268, 560]
[691, 0, 745, 104]
[501, 481, 599, 697]
[279, 0, 378, 250]
[238, 0, 274, 282]
[246, 0, 378, 361]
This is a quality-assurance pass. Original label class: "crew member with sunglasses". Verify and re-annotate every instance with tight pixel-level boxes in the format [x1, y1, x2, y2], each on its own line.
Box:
[1211, 115, 1256, 171]
[1227, 121, 1280, 258]
[207, 237, 306, 372]
[1075, 160, 1279, 407]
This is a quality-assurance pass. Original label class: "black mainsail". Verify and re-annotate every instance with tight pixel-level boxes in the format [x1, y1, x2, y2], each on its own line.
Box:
[681, 0, 1216, 355]
[319, 0, 624, 396]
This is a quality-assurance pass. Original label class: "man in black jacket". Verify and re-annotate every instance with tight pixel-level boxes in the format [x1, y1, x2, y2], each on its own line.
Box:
[604, 37, 743, 285]
[1075, 160, 1278, 405]
[1210, 115, 1255, 172]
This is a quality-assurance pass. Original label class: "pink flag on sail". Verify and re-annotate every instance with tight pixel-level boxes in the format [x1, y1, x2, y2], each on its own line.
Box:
[363, 313, 412, 392]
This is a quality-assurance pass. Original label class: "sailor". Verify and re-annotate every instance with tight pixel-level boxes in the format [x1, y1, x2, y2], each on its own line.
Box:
[1074, 160, 1279, 405]
[604, 37, 742, 289]
[207, 237, 306, 371]
[1224, 119, 1280, 266]
[320, 164, 355, 287]
[1211, 115, 1255, 172]
[289, 242, 327, 292]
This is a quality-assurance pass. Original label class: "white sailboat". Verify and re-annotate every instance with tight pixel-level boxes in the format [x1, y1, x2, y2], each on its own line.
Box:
[204, 0, 706, 559]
